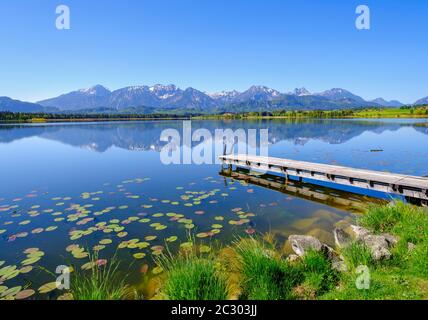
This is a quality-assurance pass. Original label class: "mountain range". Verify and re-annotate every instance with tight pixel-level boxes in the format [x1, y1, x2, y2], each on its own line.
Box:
[1, 84, 427, 114]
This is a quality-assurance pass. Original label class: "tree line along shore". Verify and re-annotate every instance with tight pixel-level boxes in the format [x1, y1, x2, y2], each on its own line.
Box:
[1, 105, 428, 123]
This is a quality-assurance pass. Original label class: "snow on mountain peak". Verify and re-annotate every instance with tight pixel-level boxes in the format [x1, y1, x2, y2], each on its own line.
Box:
[78, 85, 110, 95]
[292, 87, 312, 96]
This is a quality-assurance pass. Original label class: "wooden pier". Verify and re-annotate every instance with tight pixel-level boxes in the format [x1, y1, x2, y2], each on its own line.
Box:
[219, 154, 428, 206]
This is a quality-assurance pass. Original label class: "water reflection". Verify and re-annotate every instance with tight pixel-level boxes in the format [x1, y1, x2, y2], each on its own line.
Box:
[1, 119, 427, 152]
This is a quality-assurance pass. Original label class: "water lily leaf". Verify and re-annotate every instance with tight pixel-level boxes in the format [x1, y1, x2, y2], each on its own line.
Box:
[118, 241, 129, 249]
[66, 244, 80, 252]
[137, 242, 150, 249]
[180, 242, 193, 249]
[21, 256, 41, 266]
[212, 224, 223, 229]
[57, 293, 74, 300]
[200, 245, 211, 253]
[166, 236, 178, 243]
[45, 226, 58, 232]
[38, 282, 58, 294]
[81, 262, 96, 270]
[23, 248, 40, 254]
[214, 216, 224, 221]
[153, 213, 164, 218]
[28, 250, 45, 258]
[93, 245, 106, 251]
[117, 232, 128, 238]
[145, 236, 157, 241]
[0, 266, 19, 280]
[72, 252, 89, 259]
[0, 286, 22, 298]
[152, 266, 163, 275]
[99, 239, 112, 245]
[19, 266, 33, 274]
[150, 223, 161, 227]
[133, 253, 146, 259]
[184, 224, 195, 229]
[125, 242, 137, 249]
[196, 233, 209, 238]
[14, 289, 35, 300]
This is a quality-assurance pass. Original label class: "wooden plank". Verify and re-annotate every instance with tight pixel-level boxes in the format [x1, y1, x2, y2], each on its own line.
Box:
[219, 154, 428, 200]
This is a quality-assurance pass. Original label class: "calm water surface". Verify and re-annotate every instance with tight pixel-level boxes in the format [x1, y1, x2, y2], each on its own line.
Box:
[0, 119, 427, 298]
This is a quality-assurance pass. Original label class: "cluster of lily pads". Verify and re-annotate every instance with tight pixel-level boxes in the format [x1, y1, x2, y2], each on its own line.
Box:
[0, 176, 262, 300]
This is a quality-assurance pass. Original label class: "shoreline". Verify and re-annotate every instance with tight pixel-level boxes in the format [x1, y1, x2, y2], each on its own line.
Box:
[1, 115, 428, 125]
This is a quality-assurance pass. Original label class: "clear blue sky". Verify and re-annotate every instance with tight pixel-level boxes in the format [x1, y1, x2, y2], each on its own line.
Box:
[0, 0, 427, 103]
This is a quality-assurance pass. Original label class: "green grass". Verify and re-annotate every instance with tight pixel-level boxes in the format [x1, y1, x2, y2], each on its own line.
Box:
[158, 248, 229, 300]
[321, 201, 428, 300]
[234, 238, 303, 300]
[320, 268, 424, 300]
[301, 250, 338, 295]
[359, 201, 428, 244]
[409, 241, 428, 278]
[71, 254, 130, 300]
[341, 242, 374, 270]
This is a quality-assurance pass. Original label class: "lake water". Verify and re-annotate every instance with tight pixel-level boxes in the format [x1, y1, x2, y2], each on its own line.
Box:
[1, 118, 427, 299]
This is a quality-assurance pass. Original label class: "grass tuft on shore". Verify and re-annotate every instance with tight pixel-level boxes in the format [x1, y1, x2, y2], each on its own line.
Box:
[341, 242, 374, 270]
[71, 254, 130, 300]
[234, 238, 303, 300]
[158, 245, 229, 300]
[301, 250, 338, 296]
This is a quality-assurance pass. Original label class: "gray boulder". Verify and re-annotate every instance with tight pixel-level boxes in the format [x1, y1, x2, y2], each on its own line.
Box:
[349, 225, 370, 240]
[362, 235, 391, 261]
[332, 259, 348, 272]
[381, 233, 399, 247]
[288, 235, 337, 261]
[288, 235, 323, 257]
[286, 254, 300, 263]
[408, 242, 416, 252]
[333, 227, 352, 248]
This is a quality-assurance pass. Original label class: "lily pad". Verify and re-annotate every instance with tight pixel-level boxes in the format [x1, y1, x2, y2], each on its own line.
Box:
[21, 257, 41, 266]
[133, 253, 146, 259]
[199, 245, 211, 253]
[99, 239, 112, 245]
[38, 282, 58, 294]
[152, 266, 163, 275]
[0, 286, 22, 298]
[166, 236, 178, 243]
[19, 266, 33, 274]
[15, 289, 35, 300]
[196, 232, 210, 238]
